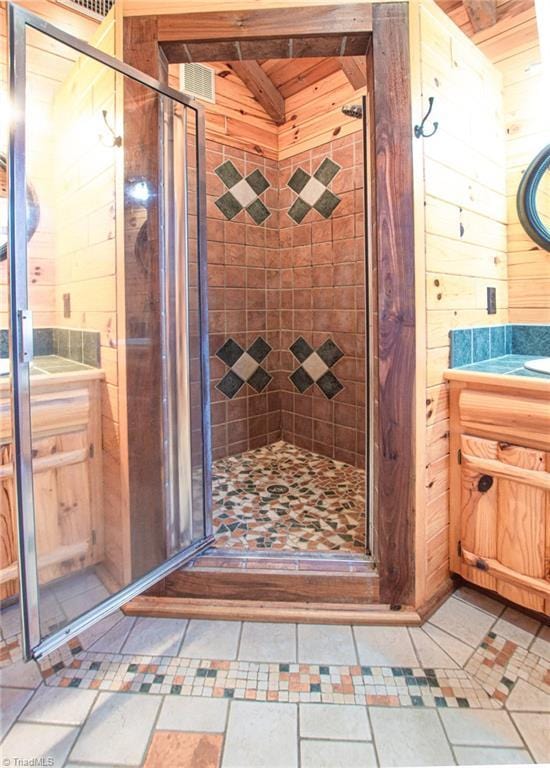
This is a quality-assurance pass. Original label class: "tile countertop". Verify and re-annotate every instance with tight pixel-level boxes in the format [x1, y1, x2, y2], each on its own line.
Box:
[0, 355, 104, 382]
[452, 354, 550, 380]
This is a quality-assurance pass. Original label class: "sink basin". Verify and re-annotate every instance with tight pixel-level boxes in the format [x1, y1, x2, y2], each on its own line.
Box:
[524, 357, 550, 375]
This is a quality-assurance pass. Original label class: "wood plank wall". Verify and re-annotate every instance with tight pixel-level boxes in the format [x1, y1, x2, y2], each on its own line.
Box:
[169, 62, 277, 158]
[412, 0, 508, 605]
[491, 29, 549, 323]
[277, 66, 363, 159]
[0, 4, 86, 332]
[168, 61, 364, 160]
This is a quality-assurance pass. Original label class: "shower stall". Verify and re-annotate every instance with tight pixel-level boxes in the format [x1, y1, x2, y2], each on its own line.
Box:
[1, 5, 212, 659]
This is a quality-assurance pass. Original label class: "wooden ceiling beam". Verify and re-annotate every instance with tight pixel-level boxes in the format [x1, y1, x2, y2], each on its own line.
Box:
[156, 5, 373, 42]
[339, 56, 367, 90]
[462, 0, 497, 32]
[230, 60, 286, 125]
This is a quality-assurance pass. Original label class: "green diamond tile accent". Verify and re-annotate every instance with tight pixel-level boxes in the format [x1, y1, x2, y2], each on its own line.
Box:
[314, 189, 341, 219]
[247, 198, 271, 225]
[288, 167, 310, 194]
[316, 369, 343, 399]
[215, 160, 242, 188]
[215, 191, 243, 220]
[288, 197, 311, 224]
[314, 157, 340, 185]
[246, 169, 270, 195]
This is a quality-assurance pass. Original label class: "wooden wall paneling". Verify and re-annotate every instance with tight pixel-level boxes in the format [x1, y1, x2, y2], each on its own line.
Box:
[415, 0, 508, 608]
[371, 2, 415, 605]
[278, 67, 363, 158]
[168, 63, 278, 158]
[493, 33, 550, 324]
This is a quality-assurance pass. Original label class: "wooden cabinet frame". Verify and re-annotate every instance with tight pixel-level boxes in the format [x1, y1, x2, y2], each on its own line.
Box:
[122, 2, 416, 607]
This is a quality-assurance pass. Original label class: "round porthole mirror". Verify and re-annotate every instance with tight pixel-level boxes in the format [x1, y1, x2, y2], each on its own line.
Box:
[516, 143, 550, 252]
[0, 152, 41, 263]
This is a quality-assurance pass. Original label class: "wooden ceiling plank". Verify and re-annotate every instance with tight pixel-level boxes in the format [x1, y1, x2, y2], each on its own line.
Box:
[339, 55, 367, 89]
[462, 0, 498, 32]
[230, 60, 286, 124]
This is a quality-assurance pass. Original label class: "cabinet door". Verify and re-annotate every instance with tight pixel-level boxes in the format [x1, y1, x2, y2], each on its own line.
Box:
[458, 435, 549, 613]
[459, 436, 498, 593]
[0, 429, 100, 600]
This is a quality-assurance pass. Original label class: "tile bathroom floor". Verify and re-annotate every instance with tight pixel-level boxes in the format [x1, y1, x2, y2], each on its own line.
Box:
[1, 583, 549, 767]
[212, 441, 366, 553]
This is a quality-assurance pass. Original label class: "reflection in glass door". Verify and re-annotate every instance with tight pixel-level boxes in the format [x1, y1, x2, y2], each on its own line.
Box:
[4, 5, 211, 660]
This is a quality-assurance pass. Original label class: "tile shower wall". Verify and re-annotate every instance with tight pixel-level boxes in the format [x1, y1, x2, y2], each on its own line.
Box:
[206, 133, 366, 468]
[207, 140, 281, 460]
[278, 134, 366, 469]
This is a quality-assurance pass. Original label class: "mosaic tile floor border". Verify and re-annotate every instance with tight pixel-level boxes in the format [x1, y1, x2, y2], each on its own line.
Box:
[43, 653, 501, 709]
[1, 592, 548, 716]
[0, 626, 540, 713]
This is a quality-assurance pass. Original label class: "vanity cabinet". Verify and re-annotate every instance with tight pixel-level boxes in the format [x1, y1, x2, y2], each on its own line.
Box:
[446, 373, 550, 615]
[0, 372, 104, 601]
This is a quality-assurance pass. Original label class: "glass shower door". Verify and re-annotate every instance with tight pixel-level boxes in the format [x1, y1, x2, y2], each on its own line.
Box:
[6, 5, 211, 660]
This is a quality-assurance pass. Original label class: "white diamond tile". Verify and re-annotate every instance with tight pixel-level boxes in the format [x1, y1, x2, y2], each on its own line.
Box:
[300, 177, 326, 206]
[302, 352, 328, 382]
[231, 178, 257, 207]
[232, 352, 259, 381]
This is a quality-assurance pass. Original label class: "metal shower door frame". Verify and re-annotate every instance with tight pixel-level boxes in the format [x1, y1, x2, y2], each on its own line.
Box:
[7, 2, 212, 661]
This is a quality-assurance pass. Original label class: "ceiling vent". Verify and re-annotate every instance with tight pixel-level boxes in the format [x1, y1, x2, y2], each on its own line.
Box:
[180, 63, 216, 104]
[56, 0, 115, 20]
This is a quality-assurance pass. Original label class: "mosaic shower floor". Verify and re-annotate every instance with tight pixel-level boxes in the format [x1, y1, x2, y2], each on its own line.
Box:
[212, 441, 366, 553]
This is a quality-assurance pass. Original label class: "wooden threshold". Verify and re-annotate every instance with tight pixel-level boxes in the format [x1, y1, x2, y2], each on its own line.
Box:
[124, 595, 421, 625]
[160, 565, 379, 604]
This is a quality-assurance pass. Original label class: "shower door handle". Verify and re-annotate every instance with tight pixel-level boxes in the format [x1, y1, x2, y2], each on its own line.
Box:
[18, 308, 34, 363]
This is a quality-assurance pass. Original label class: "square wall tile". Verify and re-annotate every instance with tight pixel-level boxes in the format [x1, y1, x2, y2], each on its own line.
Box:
[472, 327, 490, 363]
[511, 324, 550, 356]
[489, 325, 505, 358]
[450, 328, 472, 367]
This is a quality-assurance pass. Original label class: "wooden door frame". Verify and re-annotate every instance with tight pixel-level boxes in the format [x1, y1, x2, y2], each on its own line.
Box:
[123, 1, 416, 607]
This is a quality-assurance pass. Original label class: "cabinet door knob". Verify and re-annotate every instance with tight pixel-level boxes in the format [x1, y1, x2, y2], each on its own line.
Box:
[477, 474, 493, 493]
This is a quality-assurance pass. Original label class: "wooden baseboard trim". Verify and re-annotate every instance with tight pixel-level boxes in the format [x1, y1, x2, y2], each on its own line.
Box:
[416, 577, 456, 623]
[123, 595, 422, 625]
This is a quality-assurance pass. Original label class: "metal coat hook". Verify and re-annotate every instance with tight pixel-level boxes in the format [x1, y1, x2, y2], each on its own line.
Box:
[100, 109, 122, 148]
[414, 97, 439, 139]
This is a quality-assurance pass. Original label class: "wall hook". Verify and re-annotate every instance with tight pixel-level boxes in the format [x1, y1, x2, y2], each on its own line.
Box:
[414, 96, 439, 139]
[100, 109, 122, 148]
